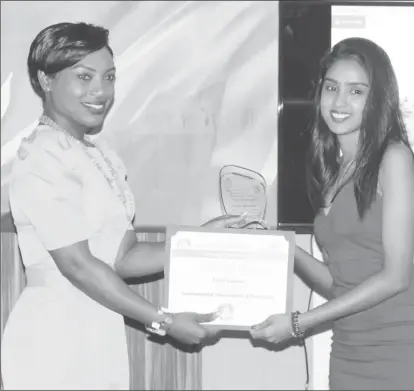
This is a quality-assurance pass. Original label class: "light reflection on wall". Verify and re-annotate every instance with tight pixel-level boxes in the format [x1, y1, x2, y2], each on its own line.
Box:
[1, 1, 280, 227]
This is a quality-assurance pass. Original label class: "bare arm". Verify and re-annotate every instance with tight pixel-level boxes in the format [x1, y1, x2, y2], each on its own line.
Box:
[114, 230, 166, 279]
[298, 144, 414, 333]
[294, 245, 334, 300]
[51, 240, 160, 325]
[49, 240, 218, 343]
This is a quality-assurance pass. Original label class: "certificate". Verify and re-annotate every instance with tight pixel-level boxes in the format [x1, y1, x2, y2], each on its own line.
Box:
[164, 227, 295, 330]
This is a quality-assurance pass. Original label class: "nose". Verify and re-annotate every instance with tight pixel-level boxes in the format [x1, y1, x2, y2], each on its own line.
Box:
[332, 90, 348, 109]
[89, 78, 105, 96]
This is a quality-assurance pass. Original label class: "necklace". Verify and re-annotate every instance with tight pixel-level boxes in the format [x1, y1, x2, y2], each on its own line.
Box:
[337, 158, 355, 187]
[38, 115, 135, 222]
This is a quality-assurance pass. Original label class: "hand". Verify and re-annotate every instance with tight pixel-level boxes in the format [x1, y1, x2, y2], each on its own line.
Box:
[202, 213, 253, 229]
[167, 311, 220, 345]
[249, 313, 293, 344]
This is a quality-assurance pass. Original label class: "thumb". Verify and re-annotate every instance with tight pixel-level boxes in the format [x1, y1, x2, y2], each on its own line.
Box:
[224, 212, 249, 226]
[193, 311, 220, 323]
[251, 316, 272, 331]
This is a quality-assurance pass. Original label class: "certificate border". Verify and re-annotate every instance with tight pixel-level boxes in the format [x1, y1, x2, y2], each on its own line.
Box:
[164, 226, 296, 331]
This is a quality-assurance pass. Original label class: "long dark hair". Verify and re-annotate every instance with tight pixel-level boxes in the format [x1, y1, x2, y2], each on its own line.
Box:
[306, 37, 411, 219]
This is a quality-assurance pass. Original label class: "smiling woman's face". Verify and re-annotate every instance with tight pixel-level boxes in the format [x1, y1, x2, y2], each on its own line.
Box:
[320, 58, 370, 137]
[44, 47, 116, 132]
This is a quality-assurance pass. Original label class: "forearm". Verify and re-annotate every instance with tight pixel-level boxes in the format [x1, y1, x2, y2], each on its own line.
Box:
[299, 270, 407, 333]
[61, 255, 159, 325]
[115, 241, 166, 279]
[294, 245, 334, 299]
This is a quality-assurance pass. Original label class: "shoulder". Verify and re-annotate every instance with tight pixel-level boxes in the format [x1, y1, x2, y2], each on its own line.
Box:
[13, 125, 83, 180]
[18, 125, 72, 155]
[380, 142, 414, 175]
[379, 142, 414, 193]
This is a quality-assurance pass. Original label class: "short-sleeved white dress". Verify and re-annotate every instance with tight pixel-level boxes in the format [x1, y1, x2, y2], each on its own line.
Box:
[1, 125, 135, 390]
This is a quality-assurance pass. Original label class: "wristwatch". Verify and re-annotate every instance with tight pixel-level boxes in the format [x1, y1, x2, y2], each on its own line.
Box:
[145, 307, 174, 336]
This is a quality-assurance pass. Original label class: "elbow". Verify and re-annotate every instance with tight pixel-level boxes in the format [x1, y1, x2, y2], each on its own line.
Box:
[49, 241, 101, 287]
[387, 274, 411, 295]
[319, 284, 334, 301]
[396, 277, 411, 293]
[55, 256, 90, 284]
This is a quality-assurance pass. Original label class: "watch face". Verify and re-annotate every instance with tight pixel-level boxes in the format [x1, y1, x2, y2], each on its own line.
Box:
[156, 328, 167, 336]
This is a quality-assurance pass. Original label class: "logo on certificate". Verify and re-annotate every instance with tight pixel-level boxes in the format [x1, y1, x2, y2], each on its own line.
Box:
[217, 303, 235, 321]
[177, 239, 191, 249]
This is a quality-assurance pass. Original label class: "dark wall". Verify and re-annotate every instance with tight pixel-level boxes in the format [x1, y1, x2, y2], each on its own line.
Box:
[277, 1, 331, 233]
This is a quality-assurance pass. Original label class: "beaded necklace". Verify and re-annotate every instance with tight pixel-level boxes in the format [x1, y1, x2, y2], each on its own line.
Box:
[38, 115, 134, 222]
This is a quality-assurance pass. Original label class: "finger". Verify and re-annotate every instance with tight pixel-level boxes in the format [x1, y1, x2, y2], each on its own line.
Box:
[250, 316, 272, 331]
[193, 311, 220, 323]
[225, 214, 252, 228]
[192, 338, 202, 345]
[225, 212, 248, 224]
[249, 326, 268, 340]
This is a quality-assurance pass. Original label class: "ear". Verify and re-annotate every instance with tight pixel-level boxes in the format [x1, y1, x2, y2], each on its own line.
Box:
[37, 70, 53, 94]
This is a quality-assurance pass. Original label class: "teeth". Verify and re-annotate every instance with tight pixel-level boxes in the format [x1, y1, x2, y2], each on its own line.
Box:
[332, 112, 350, 119]
[83, 103, 104, 109]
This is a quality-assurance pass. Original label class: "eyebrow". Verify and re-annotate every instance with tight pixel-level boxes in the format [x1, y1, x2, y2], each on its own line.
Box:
[71, 65, 116, 73]
[324, 77, 369, 87]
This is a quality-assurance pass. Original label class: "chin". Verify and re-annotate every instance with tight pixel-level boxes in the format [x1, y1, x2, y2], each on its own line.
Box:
[81, 115, 105, 133]
[86, 125, 103, 135]
[326, 122, 360, 136]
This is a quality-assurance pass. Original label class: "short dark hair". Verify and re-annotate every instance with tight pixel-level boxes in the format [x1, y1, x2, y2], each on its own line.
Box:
[27, 22, 113, 99]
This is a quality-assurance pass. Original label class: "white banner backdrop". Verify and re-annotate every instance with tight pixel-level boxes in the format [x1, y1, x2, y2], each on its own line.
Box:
[1, 1, 280, 228]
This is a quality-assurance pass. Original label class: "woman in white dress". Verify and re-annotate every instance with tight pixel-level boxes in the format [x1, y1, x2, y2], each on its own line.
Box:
[1, 22, 247, 390]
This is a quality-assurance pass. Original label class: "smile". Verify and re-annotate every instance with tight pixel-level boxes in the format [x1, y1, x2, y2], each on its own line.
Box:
[82, 103, 105, 110]
[82, 102, 106, 114]
[330, 111, 351, 122]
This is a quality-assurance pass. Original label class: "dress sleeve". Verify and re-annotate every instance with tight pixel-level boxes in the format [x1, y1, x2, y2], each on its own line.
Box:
[10, 130, 90, 250]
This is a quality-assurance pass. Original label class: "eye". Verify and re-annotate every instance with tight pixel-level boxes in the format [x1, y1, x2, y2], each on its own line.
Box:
[324, 84, 336, 92]
[77, 74, 91, 81]
[105, 74, 116, 82]
[350, 88, 363, 95]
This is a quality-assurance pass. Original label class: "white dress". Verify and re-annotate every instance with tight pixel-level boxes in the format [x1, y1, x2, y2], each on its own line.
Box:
[1, 125, 135, 390]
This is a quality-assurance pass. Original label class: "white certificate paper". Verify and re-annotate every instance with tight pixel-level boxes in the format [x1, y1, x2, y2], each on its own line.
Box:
[165, 227, 295, 330]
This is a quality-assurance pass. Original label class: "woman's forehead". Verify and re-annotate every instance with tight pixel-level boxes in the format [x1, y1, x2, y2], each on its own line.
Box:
[72, 47, 115, 72]
[325, 58, 369, 85]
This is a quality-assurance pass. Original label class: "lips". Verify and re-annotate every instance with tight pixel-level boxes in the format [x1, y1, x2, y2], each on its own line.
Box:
[330, 110, 351, 123]
[82, 102, 107, 115]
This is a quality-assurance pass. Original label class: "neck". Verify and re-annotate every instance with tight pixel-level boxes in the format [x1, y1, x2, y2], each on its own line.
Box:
[42, 109, 86, 141]
[337, 131, 359, 163]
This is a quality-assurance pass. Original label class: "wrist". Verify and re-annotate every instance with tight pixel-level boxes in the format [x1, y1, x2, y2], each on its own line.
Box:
[290, 311, 305, 342]
[145, 307, 174, 336]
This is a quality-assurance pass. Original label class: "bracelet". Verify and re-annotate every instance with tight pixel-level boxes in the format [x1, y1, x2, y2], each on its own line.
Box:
[145, 306, 174, 336]
[291, 311, 305, 342]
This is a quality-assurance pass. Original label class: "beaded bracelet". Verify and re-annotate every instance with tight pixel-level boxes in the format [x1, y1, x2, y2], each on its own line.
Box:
[291, 311, 305, 342]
